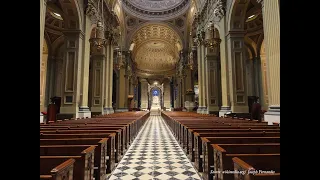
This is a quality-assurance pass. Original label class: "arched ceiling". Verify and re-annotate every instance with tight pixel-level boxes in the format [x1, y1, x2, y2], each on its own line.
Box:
[121, 0, 190, 21]
[131, 24, 182, 77]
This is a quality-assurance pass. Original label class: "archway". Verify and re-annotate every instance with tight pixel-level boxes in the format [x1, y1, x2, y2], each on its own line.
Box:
[129, 23, 183, 110]
[150, 86, 162, 108]
[226, 0, 264, 114]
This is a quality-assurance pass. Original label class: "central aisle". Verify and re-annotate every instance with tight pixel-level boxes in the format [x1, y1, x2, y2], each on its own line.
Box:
[109, 115, 201, 180]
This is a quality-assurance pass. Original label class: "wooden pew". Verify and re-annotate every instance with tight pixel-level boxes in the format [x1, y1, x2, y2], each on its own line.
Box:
[200, 137, 280, 180]
[40, 125, 131, 151]
[40, 144, 95, 180]
[40, 111, 150, 180]
[179, 125, 279, 152]
[40, 145, 101, 180]
[178, 124, 278, 146]
[40, 138, 111, 179]
[187, 128, 280, 163]
[232, 155, 280, 180]
[40, 130, 122, 163]
[40, 158, 75, 180]
[212, 144, 280, 180]
[41, 128, 126, 157]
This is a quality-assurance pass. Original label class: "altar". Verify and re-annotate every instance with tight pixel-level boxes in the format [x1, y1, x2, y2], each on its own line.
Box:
[150, 87, 161, 115]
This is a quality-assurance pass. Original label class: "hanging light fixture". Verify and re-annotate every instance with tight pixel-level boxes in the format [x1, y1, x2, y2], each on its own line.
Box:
[89, 0, 105, 50]
[204, 21, 221, 49]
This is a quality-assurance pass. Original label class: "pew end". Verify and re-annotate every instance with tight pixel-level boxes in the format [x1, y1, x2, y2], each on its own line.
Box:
[40, 158, 75, 180]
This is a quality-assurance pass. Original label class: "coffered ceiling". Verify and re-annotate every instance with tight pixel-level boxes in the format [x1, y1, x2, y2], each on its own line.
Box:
[130, 24, 182, 77]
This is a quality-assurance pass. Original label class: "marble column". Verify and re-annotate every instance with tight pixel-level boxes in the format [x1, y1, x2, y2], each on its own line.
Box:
[40, 47, 49, 113]
[200, 43, 207, 114]
[107, 44, 115, 113]
[196, 39, 205, 114]
[260, 0, 280, 124]
[174, 77, 182, 109]
[163, 79, 171, 111]
[218, 20, 232, 117]
[140, 79, 149, 110]
[90, 54, 105, 114]
[246, 58, 254, 96]
[134, 84, 139, 108]
[181, 76, 186, 109]
[226, 31, 249, 113]
[115, 67, 127, 112]
[184, 68, 194, 102]
[204, 47, 221, 113]
[115, 59, 129, 112]
[103, 40, 115, 114]
[59, 30, 84, 118]
[78, 15, 92, 118]
[40, 0, 47, 122]
[258, 55, 269, 110]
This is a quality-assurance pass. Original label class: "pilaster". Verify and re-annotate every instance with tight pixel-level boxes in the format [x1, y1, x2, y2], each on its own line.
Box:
[204, 48, 220, 113]
[59, 30, 85, 118]
[226, 31, 249, 113]
[90, 54, 105, 114]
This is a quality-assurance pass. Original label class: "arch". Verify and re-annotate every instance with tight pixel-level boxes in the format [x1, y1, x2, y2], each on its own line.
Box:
[58, 0, 82, 30]
[227, 0, 251, 32]
[149, 86, 163, 109]
[245, 45, 253, 60]
[244, 36, 257, 58]
[256, 33, 265, 56]
[51, 35, 65, 56]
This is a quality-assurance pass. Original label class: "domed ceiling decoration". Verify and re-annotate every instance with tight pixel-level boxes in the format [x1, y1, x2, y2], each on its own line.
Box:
[121, 0, 190, 21]
[131, 24, 183, 77]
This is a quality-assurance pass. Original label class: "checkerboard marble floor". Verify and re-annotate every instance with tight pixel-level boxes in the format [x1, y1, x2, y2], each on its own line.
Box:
[108, 115, 201, 180]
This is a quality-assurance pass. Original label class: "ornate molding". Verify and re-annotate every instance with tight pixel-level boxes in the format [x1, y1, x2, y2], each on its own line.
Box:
[121, 0, 190, 21]
[213, 0, 225, 22]
[85, 1, 101, 24]
[197, 0, 226, 27]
